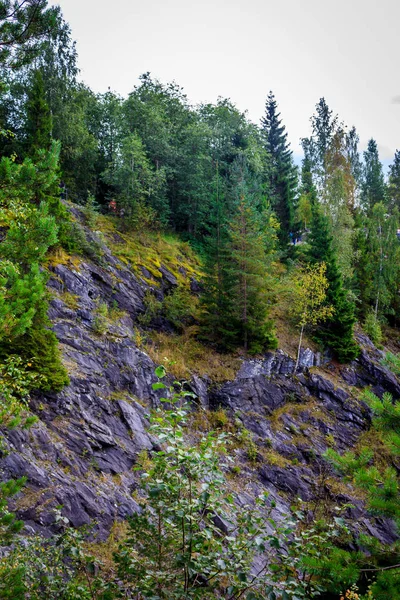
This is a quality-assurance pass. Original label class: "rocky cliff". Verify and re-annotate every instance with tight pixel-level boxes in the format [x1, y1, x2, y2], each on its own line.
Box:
[1, 207, 399, 548]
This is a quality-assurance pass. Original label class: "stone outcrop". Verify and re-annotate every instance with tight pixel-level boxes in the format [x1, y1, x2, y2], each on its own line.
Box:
[1, 218, 399, 547]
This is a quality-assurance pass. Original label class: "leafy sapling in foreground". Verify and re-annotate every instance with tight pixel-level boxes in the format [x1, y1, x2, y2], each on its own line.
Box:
[114, 366, 352, 599]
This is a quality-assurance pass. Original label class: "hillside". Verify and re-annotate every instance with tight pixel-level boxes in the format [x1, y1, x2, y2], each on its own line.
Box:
[2, 205, 400, 596]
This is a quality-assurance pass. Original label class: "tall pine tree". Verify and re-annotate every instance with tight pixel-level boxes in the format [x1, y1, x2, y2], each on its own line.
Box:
[307, 203, 359, 362]
[261, 91, 297, 249]
[361, 139, 386, 212]
[388, 150, 400, 211]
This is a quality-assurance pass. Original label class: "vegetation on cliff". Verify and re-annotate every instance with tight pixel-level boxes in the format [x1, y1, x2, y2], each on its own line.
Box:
[1, 2, 400, 599]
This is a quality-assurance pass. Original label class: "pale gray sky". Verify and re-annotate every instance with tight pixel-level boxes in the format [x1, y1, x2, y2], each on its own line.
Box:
[57, 0, 399, 161]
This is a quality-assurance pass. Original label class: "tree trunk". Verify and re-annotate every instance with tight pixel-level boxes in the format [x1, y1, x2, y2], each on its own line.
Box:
[294, 324, 304, 373]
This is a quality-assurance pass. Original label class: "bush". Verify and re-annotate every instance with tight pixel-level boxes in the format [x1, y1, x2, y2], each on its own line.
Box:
[138, 290, 162, 326]
[363, 312, 383, 346]
[163, 286, 197, 331]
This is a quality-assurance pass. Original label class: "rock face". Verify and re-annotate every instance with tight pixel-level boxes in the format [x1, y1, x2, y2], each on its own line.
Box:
[0, 217, 398, 546]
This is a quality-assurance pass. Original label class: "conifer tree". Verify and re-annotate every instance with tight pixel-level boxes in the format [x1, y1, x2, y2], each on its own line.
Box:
[261, 91, 297, 248]
[201, 158, 277, 354]
[361, 139, 386, 212]
[227, 195, 277, 353]
[200, 163, 238, 349]
[307, 203, 359, 361]
[25, 69, 52, 156]
[388, 149, 400, 211]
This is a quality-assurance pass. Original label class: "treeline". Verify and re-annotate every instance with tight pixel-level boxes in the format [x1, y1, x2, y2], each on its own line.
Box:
[1, 1, 400, 361]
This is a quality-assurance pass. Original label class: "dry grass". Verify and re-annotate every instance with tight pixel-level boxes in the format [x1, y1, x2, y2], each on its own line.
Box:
[84, 520, 129, 573]
[145, 330, 241, 382]
[260, 448, 292, 468]
[269, 400, 334, 432]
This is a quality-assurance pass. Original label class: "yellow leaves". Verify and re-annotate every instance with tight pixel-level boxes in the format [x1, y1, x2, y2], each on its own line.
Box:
[291, 262, 334, 329]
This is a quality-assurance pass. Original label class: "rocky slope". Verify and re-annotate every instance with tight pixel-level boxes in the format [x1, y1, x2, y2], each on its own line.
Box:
[1, 207, 399, 547]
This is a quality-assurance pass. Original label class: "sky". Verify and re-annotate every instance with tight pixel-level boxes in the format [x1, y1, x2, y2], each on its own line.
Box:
[57, 0, 399, 162]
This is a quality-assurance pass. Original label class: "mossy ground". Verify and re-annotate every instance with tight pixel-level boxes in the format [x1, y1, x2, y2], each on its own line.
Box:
[95, 214, 203, 288]
[144, 330, 241, 382]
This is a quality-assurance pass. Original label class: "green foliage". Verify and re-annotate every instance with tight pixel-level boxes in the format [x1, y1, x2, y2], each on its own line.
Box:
[25, 69, 52, 156]
[0, 355, 41, 546]
[201, 159, 278, 353]
[307, 202, 359, 361]
[0, 477, 25, 546]
[138, 290, 163, 326]
[361, 139, 387, 212]
[163, 286, 197, 331]
[261, 91, 298, 248]
[325, 389, 400, 544]
[0, 512, 114, 599]
[114, 369, 352, 599]
[290, 262, 334, 370]
[381, 351, 400, 377]
[0, 143, 69, 391]
[363, 312, 383, 345]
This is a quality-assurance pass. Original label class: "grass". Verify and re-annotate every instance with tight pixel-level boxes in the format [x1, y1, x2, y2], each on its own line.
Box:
[84, 520, 129, 574]
[145, 329, 241, 382]
[269, 400, 334, 432]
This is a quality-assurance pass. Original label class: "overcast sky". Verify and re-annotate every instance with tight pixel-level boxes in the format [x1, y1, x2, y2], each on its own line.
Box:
[57, 0, 399, 162]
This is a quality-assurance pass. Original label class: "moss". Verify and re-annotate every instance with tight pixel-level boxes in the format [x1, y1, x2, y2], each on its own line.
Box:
[45, 246, 82, 270]
[59, 291, 79, 310]
[95, 214, 203, 287]
[261, 448, 292, 468]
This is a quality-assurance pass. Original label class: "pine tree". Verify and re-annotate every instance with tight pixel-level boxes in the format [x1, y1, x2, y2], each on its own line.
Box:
[25, 69, 52, 156]
[201, 158, 278, 354]
[228, 196, 277, 353]
[261, 91, 297, 248]
[200, 163, 238, 350]
[388, 149, 400, 211]
[361, 139, 386, 212]
[307, 203, 359, 362]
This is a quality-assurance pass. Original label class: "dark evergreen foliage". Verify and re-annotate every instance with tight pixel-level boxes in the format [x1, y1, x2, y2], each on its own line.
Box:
[307, 203, 359, 361]
[25, 69, 52, 155]
[388, 149, 400, 211]
[261, 91, 298, 248]
[361, 139, 387, 212]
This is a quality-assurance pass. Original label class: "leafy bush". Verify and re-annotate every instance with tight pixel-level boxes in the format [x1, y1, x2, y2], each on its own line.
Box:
[114, 366, 354, 599]
[138, 290, 163, 326]
[163, 286, 197, 331]
[363, 312, 383, 346]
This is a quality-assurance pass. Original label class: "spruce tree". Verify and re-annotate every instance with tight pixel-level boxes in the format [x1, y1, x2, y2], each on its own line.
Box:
[200, 164, 238, 350]
[261, 91, 297, 248]
[361, 139, 386, 212]
[227, 196, 277, 353]
[25, 69, 52, 156]
[201, 158, 277, 354]
[388, 149, 400, 211]
[307, 203, 359, 362]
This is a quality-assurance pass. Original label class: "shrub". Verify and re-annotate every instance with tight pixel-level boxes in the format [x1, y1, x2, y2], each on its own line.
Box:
[363, 312, 383, 346]
[138, 290, 162, 326]
[163, 286, 197, 331]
